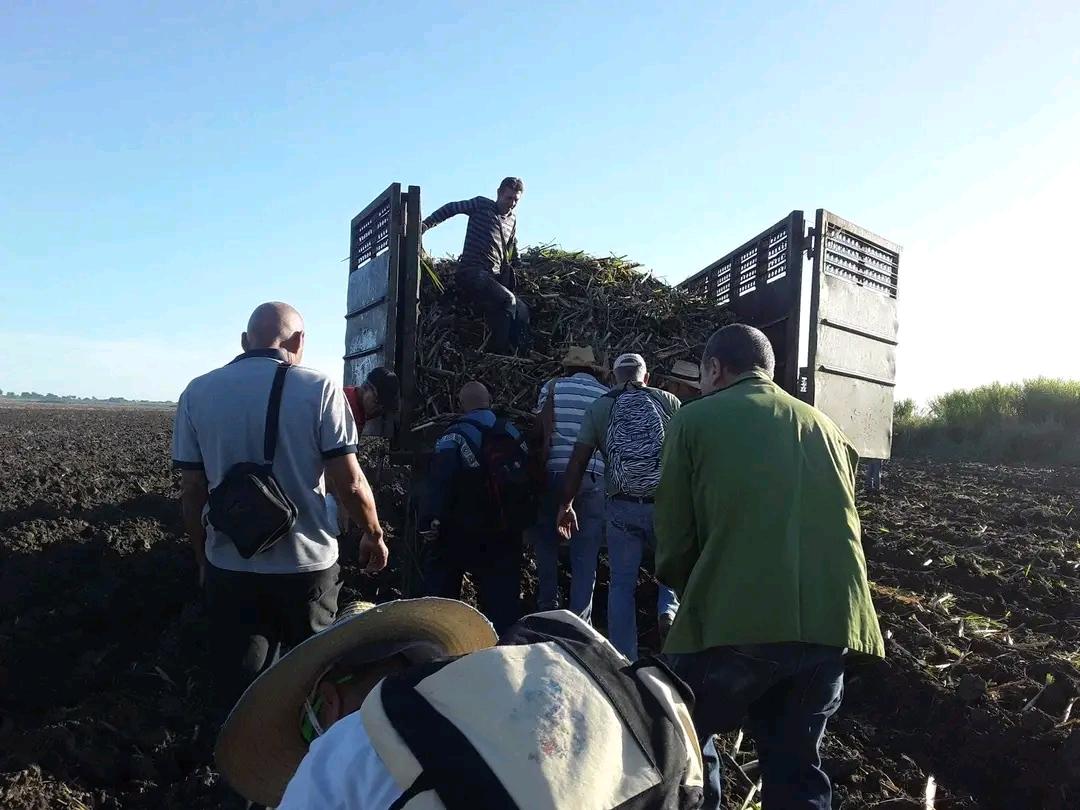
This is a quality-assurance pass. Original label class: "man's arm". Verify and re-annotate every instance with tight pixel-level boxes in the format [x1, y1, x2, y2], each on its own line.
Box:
[325, 454, 388, 573]
[654, 413, 698, 597]
[421, 198, 482, 233]
[555, 441, 596, 539]
[180, 470, 209, 585]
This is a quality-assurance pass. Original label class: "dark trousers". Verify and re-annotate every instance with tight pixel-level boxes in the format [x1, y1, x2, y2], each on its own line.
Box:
[422, 530, 522, 635]
[204, 563, 342, 718]
[666, 642, 845, 810]
[457, 269, 530, 354]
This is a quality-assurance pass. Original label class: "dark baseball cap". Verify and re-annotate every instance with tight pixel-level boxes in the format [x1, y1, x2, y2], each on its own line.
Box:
[366, 367, 400, 413]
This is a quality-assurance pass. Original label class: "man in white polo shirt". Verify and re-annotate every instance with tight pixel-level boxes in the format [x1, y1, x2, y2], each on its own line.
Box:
[171, 302, 389, 719]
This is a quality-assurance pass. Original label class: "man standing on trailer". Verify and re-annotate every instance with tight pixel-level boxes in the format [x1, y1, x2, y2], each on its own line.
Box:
[421, 177, 529, 355]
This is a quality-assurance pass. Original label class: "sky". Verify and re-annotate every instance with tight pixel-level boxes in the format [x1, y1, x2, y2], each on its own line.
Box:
[2, 1, 1078, 404]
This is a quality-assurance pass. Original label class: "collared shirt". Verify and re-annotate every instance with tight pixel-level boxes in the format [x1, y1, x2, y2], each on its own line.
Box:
[654, 371, 885, 658]
[171, 349, 358, 574]
[534, 372, 608, 476]
[576, 382, 681, 495]
[421, 197, 517, 276]
[278, 712, 397, 810]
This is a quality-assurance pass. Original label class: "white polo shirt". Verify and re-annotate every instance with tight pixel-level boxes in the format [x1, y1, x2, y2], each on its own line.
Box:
[171, 349, 358, 574]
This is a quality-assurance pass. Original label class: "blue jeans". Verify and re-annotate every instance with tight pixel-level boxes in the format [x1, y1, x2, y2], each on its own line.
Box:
[865, 459, 883, 492]
[528, 472, 605, 622]
[606, 497, 679, 660]
[667, 643, 846, 810]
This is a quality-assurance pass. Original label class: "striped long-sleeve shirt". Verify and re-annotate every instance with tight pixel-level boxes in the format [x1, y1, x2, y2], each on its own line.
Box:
[421, 197, 517, 276]
[535, 372, 608, 476]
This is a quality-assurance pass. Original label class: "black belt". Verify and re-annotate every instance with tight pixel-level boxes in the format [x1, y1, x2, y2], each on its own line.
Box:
[611, 494, 654, 504]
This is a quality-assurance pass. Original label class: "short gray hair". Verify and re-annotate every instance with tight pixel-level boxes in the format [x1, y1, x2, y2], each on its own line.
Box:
[613, 353, 646, 384]
[702, 324, 775, 377]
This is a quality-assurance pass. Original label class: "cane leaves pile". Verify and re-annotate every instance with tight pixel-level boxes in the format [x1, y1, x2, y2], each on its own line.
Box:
[413, 245, 728, 427]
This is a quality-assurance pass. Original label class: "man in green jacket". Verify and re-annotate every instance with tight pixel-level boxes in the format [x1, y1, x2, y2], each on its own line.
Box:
[655, 324, 884, 810]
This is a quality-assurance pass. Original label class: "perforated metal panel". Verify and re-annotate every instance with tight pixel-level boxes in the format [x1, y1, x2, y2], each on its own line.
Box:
[342, 184, 422, 448]
[344, 185, 403, 388]
[677, 212, 805, 393]
[807, 210, 901, 459]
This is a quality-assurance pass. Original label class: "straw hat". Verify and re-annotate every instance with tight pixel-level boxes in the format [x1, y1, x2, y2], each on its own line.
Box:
[665, 359, 702, 389]
[215, 598, 497, 806]
[560, 345, 603, 371]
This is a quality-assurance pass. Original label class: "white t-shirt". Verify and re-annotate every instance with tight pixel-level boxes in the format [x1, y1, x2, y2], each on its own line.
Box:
[171, 350, 359, 574]
[278, 711, 400, 810]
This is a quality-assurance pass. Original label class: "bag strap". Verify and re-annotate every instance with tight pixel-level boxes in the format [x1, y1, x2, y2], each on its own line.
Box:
[542, 379, 557, 442]
[380, 673, 519, 810]
[263, 363, 291, 464]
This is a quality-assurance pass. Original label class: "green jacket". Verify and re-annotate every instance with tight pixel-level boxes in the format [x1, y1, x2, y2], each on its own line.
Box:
[655, 371, 884, 658]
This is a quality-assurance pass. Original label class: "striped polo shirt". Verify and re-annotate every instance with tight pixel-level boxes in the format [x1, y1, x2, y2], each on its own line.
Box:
[535, 372, 608, 476]
[421, 196, 517, 276]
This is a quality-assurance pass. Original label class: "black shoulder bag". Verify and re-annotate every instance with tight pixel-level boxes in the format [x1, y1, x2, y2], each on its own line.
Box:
[207, 363, 299, 558]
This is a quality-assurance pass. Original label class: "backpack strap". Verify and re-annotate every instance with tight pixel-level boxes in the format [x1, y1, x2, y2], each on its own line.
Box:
[379, 669, 520, 810]
[263, 363, 291, 464]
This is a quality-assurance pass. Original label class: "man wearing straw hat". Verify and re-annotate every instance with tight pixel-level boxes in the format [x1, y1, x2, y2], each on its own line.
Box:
[528, 345, 609, 622]
[657, 359, 703, 403]
[215, 598, 714, 809]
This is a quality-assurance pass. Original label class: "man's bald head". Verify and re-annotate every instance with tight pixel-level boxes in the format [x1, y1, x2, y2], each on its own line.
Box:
[242, 302, 306, 361]
[458, 381, 491, 412]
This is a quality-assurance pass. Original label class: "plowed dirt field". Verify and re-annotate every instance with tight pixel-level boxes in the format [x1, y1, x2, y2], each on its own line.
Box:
[1, 404, 1078, 808]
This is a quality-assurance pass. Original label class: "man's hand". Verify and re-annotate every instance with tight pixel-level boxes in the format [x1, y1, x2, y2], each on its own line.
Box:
[358, 529, 389, 574]
[556, 502, 578, 541]
[325, 453, 385, 568]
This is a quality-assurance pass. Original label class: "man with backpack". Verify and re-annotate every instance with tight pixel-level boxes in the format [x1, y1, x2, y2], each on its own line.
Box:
[215, 597, 713, 809]
[421, 381, 531, 633]
[555, 353, 681, 660]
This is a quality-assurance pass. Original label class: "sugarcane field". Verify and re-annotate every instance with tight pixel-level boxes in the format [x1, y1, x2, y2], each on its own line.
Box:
[6, 6, 1080, 810]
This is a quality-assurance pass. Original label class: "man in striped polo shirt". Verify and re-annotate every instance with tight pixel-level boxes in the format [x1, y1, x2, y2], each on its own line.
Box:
[529, 346, 609, 622]
[421, 177, 529, 355]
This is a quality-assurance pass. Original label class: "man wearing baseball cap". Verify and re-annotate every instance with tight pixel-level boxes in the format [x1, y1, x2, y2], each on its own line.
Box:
[555, 352, 681, 660]
[215, 598, 713, 809]
[343, 366, 400, 438]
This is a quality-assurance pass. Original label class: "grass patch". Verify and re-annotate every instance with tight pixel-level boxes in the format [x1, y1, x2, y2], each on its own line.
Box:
[893, 378, 1080, 465]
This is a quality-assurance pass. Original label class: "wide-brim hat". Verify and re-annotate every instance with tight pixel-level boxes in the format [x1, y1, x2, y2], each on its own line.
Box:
[560, 345, 604, 371]
[215, 598, 497, 806]
[662, 359, 702, 389]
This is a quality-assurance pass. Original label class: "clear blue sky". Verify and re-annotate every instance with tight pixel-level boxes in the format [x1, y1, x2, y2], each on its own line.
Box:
[2, 1, 1078, 403]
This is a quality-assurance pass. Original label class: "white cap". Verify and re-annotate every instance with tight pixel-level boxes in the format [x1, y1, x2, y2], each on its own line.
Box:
[613, 352, 647, 371]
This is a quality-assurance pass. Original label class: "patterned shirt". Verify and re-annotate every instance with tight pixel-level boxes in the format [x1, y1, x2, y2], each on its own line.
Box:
[535, 373, 608, 476]
[422, 196, 517, 275]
